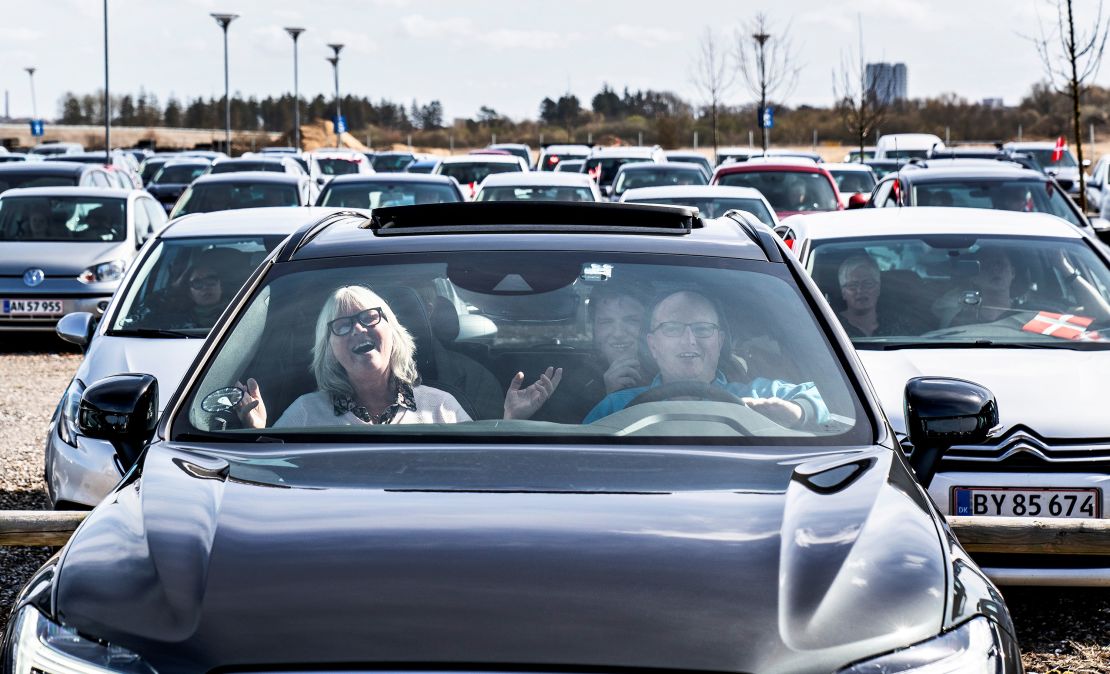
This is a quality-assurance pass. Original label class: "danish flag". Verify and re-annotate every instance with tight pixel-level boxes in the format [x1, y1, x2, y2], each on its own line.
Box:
[587, 163, 602, 182]
[1022, 311, 1101, 341]
[1051, 136, 1067, 163]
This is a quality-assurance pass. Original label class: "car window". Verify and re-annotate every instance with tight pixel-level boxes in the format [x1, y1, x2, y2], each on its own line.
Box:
[582, 157, 651, 185]
[173, 183, 300, 216]
[630, 197, 776, 225]
[315, 157, 364, 176]
[438, 162, 522, 185]
[90, 171, 111, 187]
[211, 161, 284, 174]
[153, 165, 208, 184]
[133, 198, 151, 245]
[830, 170, 876, 193]
[320, 182, 462, 208]
[372, 155, 415, 172]
[142, 197, 167, 231]
[177, 252, 865, 447]
[0, 195, 127, 241]
[477, 186, 595, 202]
[613, 168, 707, 195]
[1022, 149, 1078, 169]
[808, 234, 1110, 347]
[717, 171, 839, 212]
[110, 235, 286, 336]
[912, 179, 1082, 225]
[140, 160, 166, 184]
[0, 173, 78, 192]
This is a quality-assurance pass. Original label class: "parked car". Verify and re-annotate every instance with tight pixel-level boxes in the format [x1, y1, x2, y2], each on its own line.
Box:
[169, 172, 315, 219]
[536, 143, 591, 171]
[663, 150, 713, 178]
[45, 207, 341, 509]
[6, 201, 1021, 672]
[875, 133, 944, 160]
[610, 161, 709, 201]
[146, 158, 212, 212]
[0, 162, 116, 195]
[46, 150, 143, 187]
[712, 160, 842, 219]
[619, 184, 778, 226]
[433, 154, 528, 199]
[28, 141, 84, 157]
[842, 146, 877, 162]
[488, 143, 534, 169]
[745, 149, 824, 163]
[864, 158, 908, 179]
[138, 154, 177, 186]
[207, 155, 306, 176]
[867, 165, 1090, 232]
[316, 174, 464, 208]
[715, 146, 759, 166]
[1003, 141, 1085, 201]
[177, 150, 227, 162]
[0, 152, 31, 163]
[475, 171, 601, 202]
[370, 151, 417, 173]
[0, 187, 165, 331]
[777, 206, 1110, 585]
[581, 145, 666, 197]
[308, 150, 374, 187]
[1085, 153, 1110, 213]
[822, 162, 878, 208]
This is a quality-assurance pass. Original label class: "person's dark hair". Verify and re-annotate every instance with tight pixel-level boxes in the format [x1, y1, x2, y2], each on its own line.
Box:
[586, 281, 651, 324]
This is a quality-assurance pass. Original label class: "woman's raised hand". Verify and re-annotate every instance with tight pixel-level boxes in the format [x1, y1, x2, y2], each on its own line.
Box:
[503, 367, 563, 420]
[235, 377, 267, 429]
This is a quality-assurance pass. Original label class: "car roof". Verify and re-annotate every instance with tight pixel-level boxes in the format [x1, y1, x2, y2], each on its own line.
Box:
[191, 171, 305, 185]
[163, 158, 213, 167]
[1003, 142, 1057, 150]
[893, 166, 1046, 181]
[212, 156, 287, 165]
[821, 162, 875, 172]
[664, 151, 709, 159]
[715, 161, 826, 175]
[620, 185, 768, 200]
[375, 151, 416, 157]
[588, 146, 660, 158]
[781, 207, 1083, 240]
[616, 161, 704, 172]
[0, 186, 136, 199]
[0, 162, 86, 175]
[325, 173, 456, 185]
[540, 144, 591, 153]
[479, 171, 595, 187]
[439, 154, 524, 165]
[160, 207, 356, 238]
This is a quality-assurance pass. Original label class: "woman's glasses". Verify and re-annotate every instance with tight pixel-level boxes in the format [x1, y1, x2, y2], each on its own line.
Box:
[328, 307, 386, 336]
[188, 276, 221, 290]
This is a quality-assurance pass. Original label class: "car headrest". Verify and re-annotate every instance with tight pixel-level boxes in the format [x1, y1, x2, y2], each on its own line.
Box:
[376, 286, 437, 381]
[430, 295, 460, 343]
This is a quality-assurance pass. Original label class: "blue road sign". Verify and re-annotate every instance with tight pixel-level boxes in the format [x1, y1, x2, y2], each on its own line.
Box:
[334, 115, 347, 134]
[762, 107, 774, 129]
[30, 119, 44, 137]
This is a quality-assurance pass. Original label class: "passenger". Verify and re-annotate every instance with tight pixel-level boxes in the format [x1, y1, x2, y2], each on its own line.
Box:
[786, 180, 809, 210]
[82, 206, 116, 240]
[582, 290, 828, 427]
[995, 186, 1031, 212]
[588, 283, 649, 395]
[22, 209, 50, 239]
[238, 285, 560, 428]
[836, 255, 916, 337]
[178, 263, 227, 329]
[935, 248, 1016, 327]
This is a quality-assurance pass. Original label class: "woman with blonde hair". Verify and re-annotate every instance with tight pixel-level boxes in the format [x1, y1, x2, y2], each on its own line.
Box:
[239, 285, 560, 427]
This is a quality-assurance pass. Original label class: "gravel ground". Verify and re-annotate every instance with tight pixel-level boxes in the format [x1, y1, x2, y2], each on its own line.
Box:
[0, 339, 1107, 671]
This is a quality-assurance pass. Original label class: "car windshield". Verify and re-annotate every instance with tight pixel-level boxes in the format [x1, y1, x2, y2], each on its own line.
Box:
[405, 163, 435, 174]
[883, 149, 930, 160]
[210, 161, 284, 174]
[613, 168, 708, 195]
[477, 186, 595, 202]
[582, 157, 651, 186]
[554, 161, 584, 173]
[153, 165, 208, 184]
[808, 234, 1110, 349]
[630, 197, 775, 225]
[1021, 148, 1078, 169]
[316, 157, 364, 176]
[176, 251, 865, 447]
[139, 160, 167, 184]
[173, 183, 300, 216]
[110, 236, 286, 336]
[0, 173, 78, 192]
[717, 171, 839, 213]
[320, 182, 461, 208]
[439, 162, 521, 185]
[0, 195, 126, 242]
[372, 155, 415, 172]
[829, 170, 876, 194]
[911, 179, 1081, 226]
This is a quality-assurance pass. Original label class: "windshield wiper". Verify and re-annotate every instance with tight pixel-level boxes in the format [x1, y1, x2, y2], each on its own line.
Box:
[109, 327, 198, 338]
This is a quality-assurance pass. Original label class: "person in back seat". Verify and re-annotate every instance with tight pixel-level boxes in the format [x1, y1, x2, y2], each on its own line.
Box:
[836, 255, 917, 337]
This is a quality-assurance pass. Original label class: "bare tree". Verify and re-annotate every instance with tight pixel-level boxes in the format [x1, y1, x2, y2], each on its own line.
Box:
[691, 27, 734, 163]
[736, 13, 801, 151]
[832, 17, 891, 164]
[1031, 0, 1110, 211]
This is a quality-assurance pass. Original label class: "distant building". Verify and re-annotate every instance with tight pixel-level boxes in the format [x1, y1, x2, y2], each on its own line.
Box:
[982, 97, 1005, 109]
[865, 63, 908, 104]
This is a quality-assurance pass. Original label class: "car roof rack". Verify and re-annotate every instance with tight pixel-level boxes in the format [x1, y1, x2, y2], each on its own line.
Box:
[722, 210, 783, 263]
[365, 202, 702, 237]
[277, 210, 370, 262]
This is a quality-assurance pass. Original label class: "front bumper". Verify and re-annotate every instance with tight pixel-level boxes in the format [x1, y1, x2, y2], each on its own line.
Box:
[0, 278, 119, 331]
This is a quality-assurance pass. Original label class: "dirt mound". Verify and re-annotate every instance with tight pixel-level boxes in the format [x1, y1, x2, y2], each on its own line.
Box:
[298, 119, 369, 153]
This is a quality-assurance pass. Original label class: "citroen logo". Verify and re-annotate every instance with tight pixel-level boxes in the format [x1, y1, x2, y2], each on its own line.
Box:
[22, 269, 45, 287]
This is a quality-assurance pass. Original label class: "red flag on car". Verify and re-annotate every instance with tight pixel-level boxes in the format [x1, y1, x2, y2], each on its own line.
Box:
[1052, 136, 1067, 163]
[1022, 311, 1100, 341]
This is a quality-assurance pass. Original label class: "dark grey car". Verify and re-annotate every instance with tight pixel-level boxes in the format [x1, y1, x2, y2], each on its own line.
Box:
[2, 204, 1021, 673]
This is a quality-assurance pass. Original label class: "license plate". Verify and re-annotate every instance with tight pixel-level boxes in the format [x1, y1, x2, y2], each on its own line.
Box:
[1, 299, 64, 316]
[952, 487, 1100, 518]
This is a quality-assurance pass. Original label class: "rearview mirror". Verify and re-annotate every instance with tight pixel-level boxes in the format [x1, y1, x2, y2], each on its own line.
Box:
[903, 376, 998, 488]
[56, 312, 96, 349]
[78, 373, 159, 471]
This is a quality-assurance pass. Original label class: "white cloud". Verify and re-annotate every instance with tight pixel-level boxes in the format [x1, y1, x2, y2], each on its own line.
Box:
[400, 14, 579, 50]
[610, 23, 684, 46]
[400, 14, 473, 41]
[0, 27, 43, 42]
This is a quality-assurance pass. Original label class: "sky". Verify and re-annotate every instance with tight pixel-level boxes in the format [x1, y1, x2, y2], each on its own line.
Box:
[0, 0, 1106, 123]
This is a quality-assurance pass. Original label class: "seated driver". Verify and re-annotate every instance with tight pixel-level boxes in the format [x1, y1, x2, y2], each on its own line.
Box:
[582, 290, 828, 428]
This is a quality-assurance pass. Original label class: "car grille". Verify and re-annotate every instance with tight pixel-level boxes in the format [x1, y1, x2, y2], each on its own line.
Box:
[900, 424, 1110, 469]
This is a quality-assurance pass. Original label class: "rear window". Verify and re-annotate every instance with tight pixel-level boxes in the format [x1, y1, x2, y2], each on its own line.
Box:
[630, 197, 775, 226]
[316, 157, 364, 176]
[582, 157, 651, 185]
[372, 155, 416, 172]
[438, 162, 522, 185]
[717, 171, 839, 213]
[829, 170, 876, 194]
[154, 165, 209, 184]
[0, 195, 127, 242]
[320, 182, 461, 208]
[613, 168, 708, 196]
[172, 183, 300, 216]
[477, 186, 596, 202]
[911, 179, 1081, 226]
[0, 173, 77, 193]
[210, 161, 284, 174]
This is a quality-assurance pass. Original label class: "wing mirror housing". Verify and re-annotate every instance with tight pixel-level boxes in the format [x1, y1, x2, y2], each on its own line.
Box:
[78, 373, 159, 471]
[903, 376, 998, 488]
[847, 193, 869, 209]
[55, 312, 96, 349]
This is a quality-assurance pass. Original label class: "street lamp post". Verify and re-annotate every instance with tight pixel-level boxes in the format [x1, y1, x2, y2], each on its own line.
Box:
[327, 43, 344, 148]
[211, 12, 239, 154]
[284, 27, 305, 150]
[103, 0, 111, 156]
[752, 30, 770, 151]
[24, 67, 37, 121]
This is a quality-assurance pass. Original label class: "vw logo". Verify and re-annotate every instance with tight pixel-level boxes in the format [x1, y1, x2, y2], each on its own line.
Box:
[22, 268, 45, 287]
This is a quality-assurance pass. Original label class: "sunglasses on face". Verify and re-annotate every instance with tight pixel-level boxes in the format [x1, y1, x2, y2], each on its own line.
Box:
[328, 307, 386, 336]
[650, 321, 720, 338]
[188, 276, 221, 290]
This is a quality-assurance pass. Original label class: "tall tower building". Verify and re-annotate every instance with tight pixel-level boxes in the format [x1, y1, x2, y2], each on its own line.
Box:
[865, 63, 908, 104]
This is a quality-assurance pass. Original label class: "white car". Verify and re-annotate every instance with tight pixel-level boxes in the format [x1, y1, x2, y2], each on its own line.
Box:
[433, 154, 528, 200]
[474, 171, 601, 202]
[536, 144, 592, 172]
[47, 207, 350, 509]
[619, 185, 778, 227]
[308, 149, 374, 187]
[822, 162, 878, 208]
[875, 133, 945, 161]
[777, 206, 1110, 586]
[582, 145, 666, 198]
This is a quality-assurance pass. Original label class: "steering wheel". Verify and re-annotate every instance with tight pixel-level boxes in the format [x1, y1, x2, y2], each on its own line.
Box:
[627, 381, 746, 407]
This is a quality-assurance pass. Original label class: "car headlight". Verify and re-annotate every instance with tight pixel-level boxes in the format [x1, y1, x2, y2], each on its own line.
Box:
[4, 604, 156, 674]
[56, 379, 85, 447]
[838, 616, 1003, 673]
[77, 260, 127, 285]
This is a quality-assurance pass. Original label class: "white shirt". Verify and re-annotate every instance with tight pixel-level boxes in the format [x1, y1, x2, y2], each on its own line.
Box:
[273, 386, 471, 427]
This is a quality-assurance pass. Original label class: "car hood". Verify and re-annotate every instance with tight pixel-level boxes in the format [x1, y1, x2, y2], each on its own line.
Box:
[858, 348, 1109, 437]
[56, 444, 946, 674]
[80, 335, 204, 411]
[0, 241, 132, 276]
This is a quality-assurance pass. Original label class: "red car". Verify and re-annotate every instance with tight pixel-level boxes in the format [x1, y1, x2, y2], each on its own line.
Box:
[711, 159, 843, 219]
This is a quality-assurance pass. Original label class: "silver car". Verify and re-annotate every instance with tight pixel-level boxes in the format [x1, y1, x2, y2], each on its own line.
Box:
[46, 207, 349, 509]
[0, 187, 165, 331]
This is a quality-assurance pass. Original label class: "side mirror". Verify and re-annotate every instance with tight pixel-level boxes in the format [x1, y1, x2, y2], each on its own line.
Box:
[78, 373, 159, 471]
[847, 193, 869, 209]
[903, 376, 998, 488]
[1083, 158, 1092, 168]
[56, 312, 96, 349]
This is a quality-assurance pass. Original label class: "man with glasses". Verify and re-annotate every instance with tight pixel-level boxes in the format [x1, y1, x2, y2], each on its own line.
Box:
[835, 255, 917, 337]
[582, 290, 827, 427]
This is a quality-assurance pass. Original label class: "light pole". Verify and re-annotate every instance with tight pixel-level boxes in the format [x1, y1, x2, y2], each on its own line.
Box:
[103, 0, 111, 155]
[327, 43, 343, 148]
[24, 67, 37, 121]
[211, 12, 238, 154]
[284, 27, 304, 150]
[752, 30, 770, 151]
